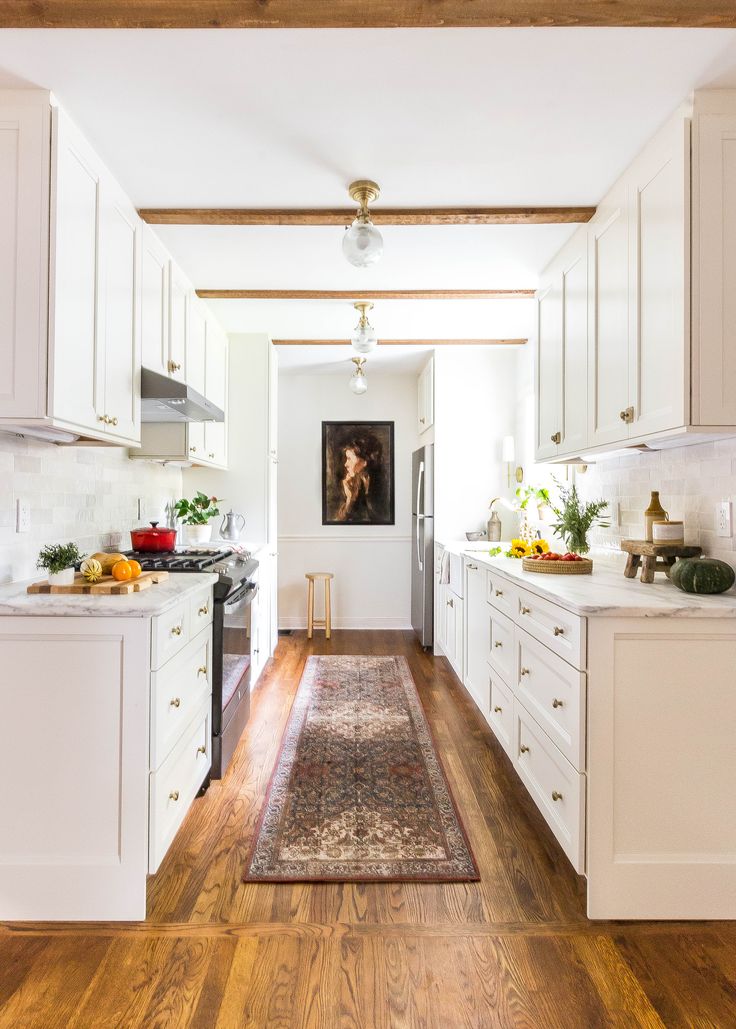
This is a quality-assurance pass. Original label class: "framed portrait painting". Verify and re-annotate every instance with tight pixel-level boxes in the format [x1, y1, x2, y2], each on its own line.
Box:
[322, 421, 395, 526]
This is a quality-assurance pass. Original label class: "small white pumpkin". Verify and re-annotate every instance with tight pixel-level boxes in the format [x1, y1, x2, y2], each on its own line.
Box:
[80, 558, 103, 583]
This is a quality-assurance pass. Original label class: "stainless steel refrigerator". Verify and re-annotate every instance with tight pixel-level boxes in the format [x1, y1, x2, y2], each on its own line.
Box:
[411, 444, 434, 647]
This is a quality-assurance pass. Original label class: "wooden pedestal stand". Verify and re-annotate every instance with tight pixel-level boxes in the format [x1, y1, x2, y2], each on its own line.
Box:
[621, 540, 702, 583]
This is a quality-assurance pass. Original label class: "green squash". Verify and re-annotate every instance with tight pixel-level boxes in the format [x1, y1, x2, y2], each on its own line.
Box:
[671, 557, 735, 594]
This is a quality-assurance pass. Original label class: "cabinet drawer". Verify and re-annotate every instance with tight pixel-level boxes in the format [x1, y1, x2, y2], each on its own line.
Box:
[515, 627, 586, 770]
[150, 627, 212, 770]
[516, 587, 586, 669]
[189, 587, 213, 637]
[488, 671, 514, 759]
[488, 607, 515, 683]
[151, 601, 190, 670]
[149, 699, 211, 873]
[514, 702, 586, 873]
[485, 569, 518, 621]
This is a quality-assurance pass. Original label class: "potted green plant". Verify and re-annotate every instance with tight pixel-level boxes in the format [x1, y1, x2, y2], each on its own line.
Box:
[550, 481, 609, 555]
[515, 484, 552, 520]
[173, 492, 222, 545]
[36, 542, 84, 586]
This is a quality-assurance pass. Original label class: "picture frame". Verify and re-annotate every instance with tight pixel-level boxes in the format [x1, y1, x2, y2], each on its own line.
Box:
[321, 421, 395, 526]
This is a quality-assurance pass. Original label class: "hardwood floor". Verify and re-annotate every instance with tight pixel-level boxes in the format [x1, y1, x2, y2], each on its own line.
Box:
[1, 630, 735, 1027]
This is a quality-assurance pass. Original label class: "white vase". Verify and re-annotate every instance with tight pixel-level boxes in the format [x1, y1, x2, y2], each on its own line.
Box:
[184, 524, 212, 545]
[48, 567, 75, 586]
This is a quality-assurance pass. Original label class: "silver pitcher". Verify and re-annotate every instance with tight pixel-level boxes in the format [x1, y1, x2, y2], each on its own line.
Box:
[220, 510, 245, 541]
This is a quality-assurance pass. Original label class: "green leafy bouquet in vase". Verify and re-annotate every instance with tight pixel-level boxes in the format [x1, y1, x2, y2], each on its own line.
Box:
[550, 482, 608, 555]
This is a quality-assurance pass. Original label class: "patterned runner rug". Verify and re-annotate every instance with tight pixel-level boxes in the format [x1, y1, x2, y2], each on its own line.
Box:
[244, 655, 479, 882]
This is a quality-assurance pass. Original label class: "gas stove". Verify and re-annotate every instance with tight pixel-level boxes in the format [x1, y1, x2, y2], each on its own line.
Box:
[123, 548, 258, 598]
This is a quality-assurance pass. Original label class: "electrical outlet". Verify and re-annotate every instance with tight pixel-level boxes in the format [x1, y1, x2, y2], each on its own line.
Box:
[137, 497, 146, 522]
[609, 501, 621, 528]
[717, 500, 732, 538]
[15, 498, 30, 533]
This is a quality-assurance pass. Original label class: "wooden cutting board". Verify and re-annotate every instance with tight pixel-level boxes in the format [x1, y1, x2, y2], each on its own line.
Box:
[27, 571, 170, 595]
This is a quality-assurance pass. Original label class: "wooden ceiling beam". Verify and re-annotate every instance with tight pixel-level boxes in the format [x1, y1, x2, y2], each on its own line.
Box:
[272, 339, 527, 346]
[1, 1, 734, 28]
[140, 207, 594, 226]
[196, 289, 535, 301]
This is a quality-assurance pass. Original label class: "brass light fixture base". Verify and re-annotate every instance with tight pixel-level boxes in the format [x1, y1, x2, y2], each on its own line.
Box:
[351, 356, 367, 370]
[348, 179, 381, 208]
[353, 301, 374, 321]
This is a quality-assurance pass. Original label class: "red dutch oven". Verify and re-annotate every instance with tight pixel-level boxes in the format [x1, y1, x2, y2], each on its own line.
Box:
[130, 521, 178, 553]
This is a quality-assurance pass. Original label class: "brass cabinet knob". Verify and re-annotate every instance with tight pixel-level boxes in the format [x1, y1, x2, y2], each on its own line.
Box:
[550, 431, 561, 444]
[552, 698, 564, 709]
[552, 791, 563, 802]
[553, 626, 565, 636]
[619, 406, 635, 424]
[110, 416, 118, 426]
[198, 604, 209, 616]
[494, 641, 503, 648]
[420, 416, 426, 424]
[190, 446, 197, 453]
[97, 414, 108, 424]
[447, 597, 454, 608]
[169, 790, 180, 801]
[170, 697, 181, 708]
[209, 452, 215, 459]
[168, 360, 182, 373]
[197, 745, 206, 755]
[520, 666, 530, 676]
[520, 744, 530, 754]
[171, 624, 182, 636]
[493, 705, 502, 714]
[197, 665, 208, 677]
[520, 605, 530, 615]
[495, 589, 503, 597]
[468, 563, 478, 570]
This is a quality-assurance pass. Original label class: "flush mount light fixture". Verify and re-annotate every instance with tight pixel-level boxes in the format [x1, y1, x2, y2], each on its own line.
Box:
[349, 356, 368, 395]
[342, 180, 384, 267]
[351, 301, 379, 354]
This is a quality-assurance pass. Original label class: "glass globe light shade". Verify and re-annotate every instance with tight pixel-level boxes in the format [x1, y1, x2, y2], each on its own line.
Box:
[349, 369, 368, 395]
[351, 319, 378, 354]
[342, 218, 384, 268]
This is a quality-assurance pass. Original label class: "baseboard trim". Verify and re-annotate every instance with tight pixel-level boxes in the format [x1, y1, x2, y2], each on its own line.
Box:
[279, 616, 412, 630]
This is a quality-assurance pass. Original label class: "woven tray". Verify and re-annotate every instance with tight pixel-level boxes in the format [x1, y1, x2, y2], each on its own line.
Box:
[522, 557, 593, 575]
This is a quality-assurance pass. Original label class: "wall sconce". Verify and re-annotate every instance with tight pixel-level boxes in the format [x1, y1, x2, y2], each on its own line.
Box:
[502, 436, 523, 487]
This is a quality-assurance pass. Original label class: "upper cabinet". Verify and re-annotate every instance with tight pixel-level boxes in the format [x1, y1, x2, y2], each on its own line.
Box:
[418, 356, 435, 434]
[0, 91, 140, 446]
[536, 91, 736, 462]
[140, 227, 170, 379]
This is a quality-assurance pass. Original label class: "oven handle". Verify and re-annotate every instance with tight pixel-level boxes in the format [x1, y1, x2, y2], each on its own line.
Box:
[224, 582, 257, 610]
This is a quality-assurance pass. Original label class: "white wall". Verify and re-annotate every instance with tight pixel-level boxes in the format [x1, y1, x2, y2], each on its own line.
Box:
[1, 434, 181, 583]
[183, 334, 270, 547]
[278, 369, 420, 629]
[433, 347, 521, 543]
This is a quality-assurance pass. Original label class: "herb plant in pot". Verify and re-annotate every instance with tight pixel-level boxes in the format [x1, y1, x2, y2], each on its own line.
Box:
[37, 542, 84, 586]
[173, 492, 221, 545]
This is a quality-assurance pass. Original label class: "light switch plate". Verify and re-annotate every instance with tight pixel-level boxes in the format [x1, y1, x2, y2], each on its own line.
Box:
[16, 498, 30, 533]
[717, 500, 732, 538]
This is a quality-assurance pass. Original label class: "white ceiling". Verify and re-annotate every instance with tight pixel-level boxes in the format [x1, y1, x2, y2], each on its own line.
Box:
[1, 27, 735, 363]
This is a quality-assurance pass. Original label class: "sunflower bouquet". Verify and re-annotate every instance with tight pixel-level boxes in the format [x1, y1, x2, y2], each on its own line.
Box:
[506, 538, 550, 559]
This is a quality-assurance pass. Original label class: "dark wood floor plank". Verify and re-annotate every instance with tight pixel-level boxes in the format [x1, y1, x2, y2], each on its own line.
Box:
[2, 629, 734, 1028]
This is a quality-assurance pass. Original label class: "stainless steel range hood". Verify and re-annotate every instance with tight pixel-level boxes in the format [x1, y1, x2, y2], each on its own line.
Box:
[140, 368, 225, 423]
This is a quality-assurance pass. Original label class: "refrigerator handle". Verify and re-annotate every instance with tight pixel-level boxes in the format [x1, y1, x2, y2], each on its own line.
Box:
[416, 461, 424, 519]
[416, 516, 423, 573]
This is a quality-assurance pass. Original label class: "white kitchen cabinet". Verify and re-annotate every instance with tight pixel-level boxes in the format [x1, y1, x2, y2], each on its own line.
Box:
[187, 295, 207, 396]
[0, 91, 140, 446]
[535, 263, 563, 461]
[463, 558, 490, 713]
[141, 225, 170, 378]
[418, 357, 434, 434]
[443, 587, 464, 683]
[168, 261, 190, 384]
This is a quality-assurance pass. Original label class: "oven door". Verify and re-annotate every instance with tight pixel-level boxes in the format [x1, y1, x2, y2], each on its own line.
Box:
[219, 581, 257, 731]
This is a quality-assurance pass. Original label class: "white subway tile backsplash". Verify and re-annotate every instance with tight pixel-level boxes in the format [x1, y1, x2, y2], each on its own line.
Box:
[1, 433, 182, 584]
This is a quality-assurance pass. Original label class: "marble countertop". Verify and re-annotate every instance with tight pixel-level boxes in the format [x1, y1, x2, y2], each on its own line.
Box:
[438, 540, 736, 618]
[0, 572, 218, 618]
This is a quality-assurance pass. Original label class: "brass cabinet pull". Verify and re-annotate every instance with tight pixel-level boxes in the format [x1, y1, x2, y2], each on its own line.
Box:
[494, 641, 503, 648]
[550, 431, 561, 444]
[468, 563, 478, 570]
[170, 697, 181, 708]
[169, 790, 180, 801]
[619, 406, 634, 424]
[197, 665, 208, 677]
[493, 705, 502, 714]
[552, 791, 563, 802]
[553, 626, 565, 636]
[520, 744, 530, 754]
[209, 452, 215, 459]
[110, 416, 118, 426]
[171, 624, 182, 636]
[520, 605, 530, 615]
[520, 667, 530, 677]
[190, 446, 197, 453]
[198, 604, 209, 616]
[97, 414, 109, 424]
[168, 360, 182, 373]
[495, 589, 503, 597]
[420, 416, 426, 424]
[197, 745, 206, 755]
[552, 698, 564, 709]
[447, 597, 454, 608]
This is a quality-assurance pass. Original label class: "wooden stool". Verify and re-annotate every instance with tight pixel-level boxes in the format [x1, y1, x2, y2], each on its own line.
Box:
[621, 540, 703, 583]
[305, 573, 334, 639]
